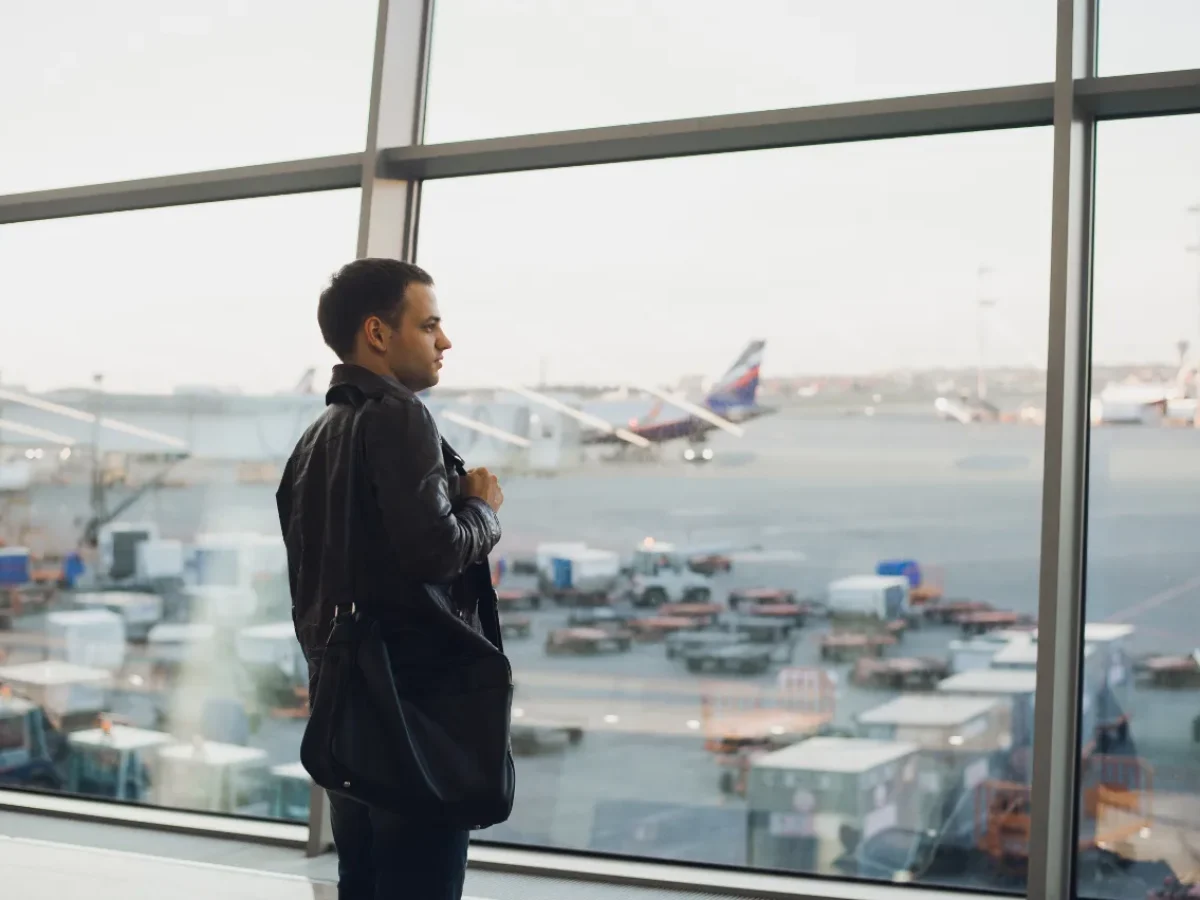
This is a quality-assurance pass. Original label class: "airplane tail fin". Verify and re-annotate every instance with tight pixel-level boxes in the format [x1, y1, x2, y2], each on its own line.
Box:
[705, 340, 765, 413]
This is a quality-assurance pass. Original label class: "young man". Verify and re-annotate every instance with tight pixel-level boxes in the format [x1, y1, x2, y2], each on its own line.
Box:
[276, 258, 504, 899]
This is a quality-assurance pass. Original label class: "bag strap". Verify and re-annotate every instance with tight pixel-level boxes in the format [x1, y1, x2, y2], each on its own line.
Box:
[337, 401, 368, 618]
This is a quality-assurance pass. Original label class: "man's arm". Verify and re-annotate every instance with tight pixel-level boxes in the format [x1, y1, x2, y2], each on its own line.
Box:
[363, 398, 501, 583]
[275, 455, 298, 600]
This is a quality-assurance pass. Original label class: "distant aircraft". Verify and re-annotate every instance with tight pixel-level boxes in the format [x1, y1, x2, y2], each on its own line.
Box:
[583, 340, 776, 459]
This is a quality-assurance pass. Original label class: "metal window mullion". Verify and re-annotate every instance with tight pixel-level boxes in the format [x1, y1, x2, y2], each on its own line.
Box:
[307, 0, 435, 857]
[355, 0, 434, 261]
[1028, 1, 1098, 900]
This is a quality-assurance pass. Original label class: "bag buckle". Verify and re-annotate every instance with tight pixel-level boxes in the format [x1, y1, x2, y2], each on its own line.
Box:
[333, 602, 356, 623]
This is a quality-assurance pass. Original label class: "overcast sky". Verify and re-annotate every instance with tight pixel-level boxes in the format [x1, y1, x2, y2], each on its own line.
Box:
[2, 0, 1199, 393]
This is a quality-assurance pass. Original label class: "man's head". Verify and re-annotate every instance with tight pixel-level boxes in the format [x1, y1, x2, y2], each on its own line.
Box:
[317, 258, 450, 392]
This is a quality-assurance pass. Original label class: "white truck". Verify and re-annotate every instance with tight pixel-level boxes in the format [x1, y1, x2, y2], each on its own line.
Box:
[626, 541, 713, 607]
[827, 575, 910, 621]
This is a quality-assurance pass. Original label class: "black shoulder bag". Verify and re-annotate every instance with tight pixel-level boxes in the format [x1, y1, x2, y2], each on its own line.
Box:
[300, 403, 516, 828]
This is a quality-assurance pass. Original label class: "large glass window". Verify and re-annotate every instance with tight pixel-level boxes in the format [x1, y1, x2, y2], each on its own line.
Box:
[1080, 113, 1200, 899]
[424, 0, 1054, 143]
[1098, 0, 1200, 77]
[0, 190, 357, 820]
[416, 127, 1051, 885]
[0, 1, 377, 194]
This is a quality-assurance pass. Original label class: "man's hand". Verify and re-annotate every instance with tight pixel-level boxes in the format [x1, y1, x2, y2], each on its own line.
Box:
[463, 467, 504, 513]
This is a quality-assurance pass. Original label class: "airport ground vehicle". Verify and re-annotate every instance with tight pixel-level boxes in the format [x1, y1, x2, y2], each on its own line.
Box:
[819, 632, 896, 662]
[566, 607, 637, 630]
[535, 543, 622, 605]
[499, 614, 533, 639]
[683, 643, 775, 675]
[511, 718, 585, 756]
[728, 587, 798, 612]
[627, 542, 714, 607]
[853, 656, 950, 690]
[828, 575, 910, 622]
[544, 627, 632, 656]
[496, 588, 541, 611]
[665, 628, 751, 659]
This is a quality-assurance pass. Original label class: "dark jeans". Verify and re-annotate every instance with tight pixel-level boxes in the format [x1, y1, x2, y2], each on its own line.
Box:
[329, 793, 469, 900]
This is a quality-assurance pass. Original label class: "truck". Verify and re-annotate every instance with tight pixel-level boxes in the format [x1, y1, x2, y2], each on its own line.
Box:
[827, 575, 910, 622]
[535, 543, 621, 604]
[627, 541, 714, 607]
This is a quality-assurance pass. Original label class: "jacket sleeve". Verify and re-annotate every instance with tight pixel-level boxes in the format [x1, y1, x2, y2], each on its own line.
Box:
[275, 455, 298, 600]
[363, 398, 501, 583]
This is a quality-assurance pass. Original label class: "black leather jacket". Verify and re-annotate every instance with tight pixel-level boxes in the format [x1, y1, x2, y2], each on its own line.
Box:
[276, 364, 504, 691]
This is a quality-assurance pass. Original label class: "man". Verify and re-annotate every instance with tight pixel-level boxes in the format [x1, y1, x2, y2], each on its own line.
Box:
[276, 258, 504, 899]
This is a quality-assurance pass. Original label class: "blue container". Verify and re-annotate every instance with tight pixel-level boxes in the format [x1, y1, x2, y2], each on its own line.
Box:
[552, 557, 573, 590]
[876, 558, 921, 588]
[0, 547, 32, 587]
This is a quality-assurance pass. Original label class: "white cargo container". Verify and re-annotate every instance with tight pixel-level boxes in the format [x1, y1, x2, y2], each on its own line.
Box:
[135, 539, 185, 580]
[73, 591, 163, 641]
[938, 668, 1038, 760]
[947, 630, 1030, 674]
[535, 542, 588, 578]
[45, 610, 126, 671]
[537, 544, 621, 594]
[856, 696, 1004, 839]
[0, 660, 111, 730]
[827, 576, 910, 621]
[747, 737, 920, 876]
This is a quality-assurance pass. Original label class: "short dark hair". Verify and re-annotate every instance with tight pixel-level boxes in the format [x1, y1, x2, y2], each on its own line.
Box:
[317, 258, 434, 360]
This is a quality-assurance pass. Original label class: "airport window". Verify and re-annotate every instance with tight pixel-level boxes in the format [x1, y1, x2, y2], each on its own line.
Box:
[0, 189, 357, 820]
[0, 0, 377, 194]
[1096, 0, 1200, 78]
[1078, 113, 1200, 900]
[423, 0, 1055, 143]
[416, 126, 1052, 885]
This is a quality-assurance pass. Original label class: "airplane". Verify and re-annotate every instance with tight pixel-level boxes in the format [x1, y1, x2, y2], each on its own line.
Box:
[583, 340, 776, 461]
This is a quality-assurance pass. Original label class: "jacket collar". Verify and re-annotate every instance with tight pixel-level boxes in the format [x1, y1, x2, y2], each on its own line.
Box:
[326, 364, 416, 406]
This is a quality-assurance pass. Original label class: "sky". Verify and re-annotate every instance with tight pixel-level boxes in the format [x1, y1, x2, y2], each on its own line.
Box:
[1, 0, 1200, 393]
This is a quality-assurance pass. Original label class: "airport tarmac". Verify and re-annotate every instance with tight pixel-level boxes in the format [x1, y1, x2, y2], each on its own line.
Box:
[7, 407, 1200, 879]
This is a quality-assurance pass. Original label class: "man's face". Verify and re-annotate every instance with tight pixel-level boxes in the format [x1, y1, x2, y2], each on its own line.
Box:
[382, 282, 451, 392]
